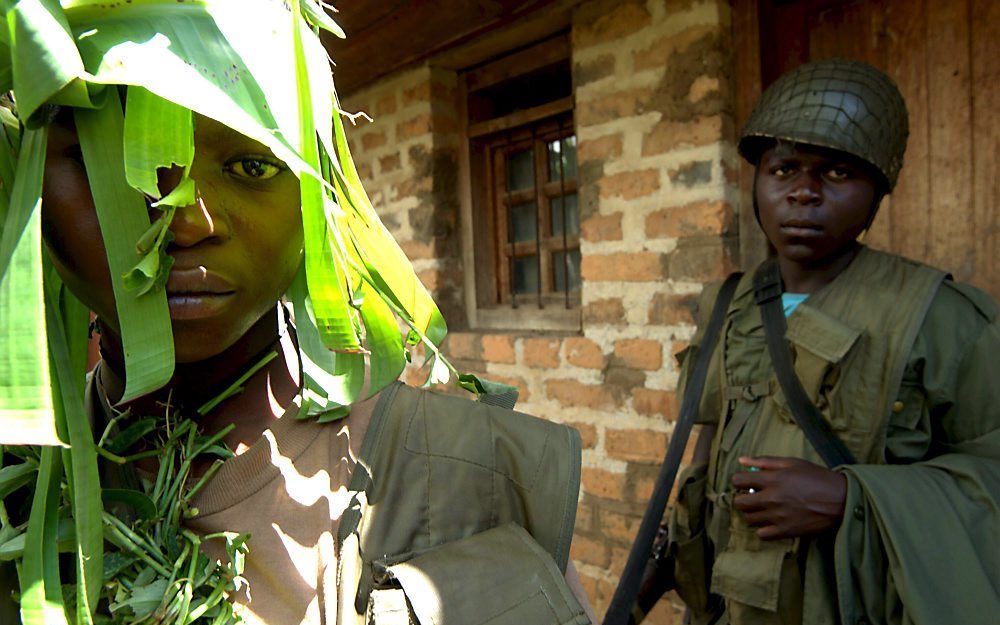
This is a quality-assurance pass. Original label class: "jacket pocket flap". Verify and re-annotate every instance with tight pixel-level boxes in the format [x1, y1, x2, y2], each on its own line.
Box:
[384, 524, 589, 625]
[785, 305, 861, 363]
[710, 544, 786, 613]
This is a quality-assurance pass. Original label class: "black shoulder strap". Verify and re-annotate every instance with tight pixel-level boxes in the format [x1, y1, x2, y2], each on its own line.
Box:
[753, 260, 856, 468]
[603, 272, 743, 625]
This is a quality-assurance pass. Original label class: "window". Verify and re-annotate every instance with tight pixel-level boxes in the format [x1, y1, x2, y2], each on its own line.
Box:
[459, 35, 580, 330]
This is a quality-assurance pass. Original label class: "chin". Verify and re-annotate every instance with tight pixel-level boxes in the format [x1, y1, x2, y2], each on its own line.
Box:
[171, 324, 238, 364]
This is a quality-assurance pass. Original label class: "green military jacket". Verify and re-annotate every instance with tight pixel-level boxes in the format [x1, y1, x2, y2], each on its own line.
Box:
[670, 248, 1000, 625]
[338, 382, 590, 625]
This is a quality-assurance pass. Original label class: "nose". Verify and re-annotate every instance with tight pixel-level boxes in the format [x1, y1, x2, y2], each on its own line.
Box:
[788, 174, 822, 206]
[169, 189, 229, 247]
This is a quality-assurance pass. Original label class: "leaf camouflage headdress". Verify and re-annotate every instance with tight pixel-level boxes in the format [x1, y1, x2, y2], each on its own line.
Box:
[0, 1, 470, 623]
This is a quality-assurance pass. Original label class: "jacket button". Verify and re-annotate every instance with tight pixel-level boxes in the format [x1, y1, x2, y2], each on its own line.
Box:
[853, 505, 865, 521]
[892, 400, 905, 413]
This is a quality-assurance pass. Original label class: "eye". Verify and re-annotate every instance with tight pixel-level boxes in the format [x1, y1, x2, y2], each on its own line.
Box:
[827, 166, 851, 181]
[770, 163, 794, 178]
[224, 156, 285, 180]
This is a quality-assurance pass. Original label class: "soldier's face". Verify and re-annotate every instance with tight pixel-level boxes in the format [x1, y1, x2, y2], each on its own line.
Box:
[42, 113, 304, 364]
[755, 143, 878, 266]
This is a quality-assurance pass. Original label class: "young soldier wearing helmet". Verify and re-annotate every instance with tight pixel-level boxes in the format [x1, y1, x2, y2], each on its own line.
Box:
[667, 59, 1000, 625]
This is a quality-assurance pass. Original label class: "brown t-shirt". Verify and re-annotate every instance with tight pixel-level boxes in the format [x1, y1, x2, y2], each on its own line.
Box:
[184, 393, 379, 625]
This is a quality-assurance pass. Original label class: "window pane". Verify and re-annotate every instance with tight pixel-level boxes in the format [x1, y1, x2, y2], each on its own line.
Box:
[507, 150, 534, 191]
[510, 202, 537, 243]
[551, 193, 579, 237]
[513, 255, 539, 295]
[552, 248, 581, 293]
[548, 135, 577, 182]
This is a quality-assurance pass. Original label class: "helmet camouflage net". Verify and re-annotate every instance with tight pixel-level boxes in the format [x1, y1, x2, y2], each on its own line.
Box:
[738, 58, 909, 191]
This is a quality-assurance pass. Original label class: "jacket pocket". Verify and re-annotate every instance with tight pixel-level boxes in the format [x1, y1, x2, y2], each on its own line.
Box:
[370, 524, 590, 625]
[669, 463, 711, 613]
[778, 304, 863, 432]
[710, 528, 795, 614]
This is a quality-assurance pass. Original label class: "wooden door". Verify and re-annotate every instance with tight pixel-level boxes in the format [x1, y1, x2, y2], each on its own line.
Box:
[734, 0, 999, 301]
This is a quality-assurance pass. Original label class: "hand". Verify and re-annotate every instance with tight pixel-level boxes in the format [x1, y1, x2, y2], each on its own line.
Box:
[731, 456, 847, 540]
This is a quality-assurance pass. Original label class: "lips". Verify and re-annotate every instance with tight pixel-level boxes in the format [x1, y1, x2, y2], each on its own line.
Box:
[779, 219, 824, 237]
[166, 268, 236, 295]
[165, 268, 235, 320]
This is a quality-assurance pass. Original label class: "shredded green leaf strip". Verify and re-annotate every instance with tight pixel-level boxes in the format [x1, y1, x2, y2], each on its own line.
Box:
[122, 86, 194, 199]
[0, 203, 60, 446]
[8, 0, 90, 121]
[75, 99, 175, 402]
[44, 264, 103, 621]
[19, 447, 68, 625]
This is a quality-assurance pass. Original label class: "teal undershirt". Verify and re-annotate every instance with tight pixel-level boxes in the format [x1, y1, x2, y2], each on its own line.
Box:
[782, 293, 809, 317]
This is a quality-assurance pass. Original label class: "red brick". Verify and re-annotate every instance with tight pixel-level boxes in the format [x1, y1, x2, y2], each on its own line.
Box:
[417, 268, 443, 291]
[577, 87, 653, 126]
[379, 153, 401, 173]
[632, 388, 678, 421]
[361, 131, 387, 151]
[581, 467, 626, 500]
[522, 337, 561, 369]
[392, 175, 433, 200]
[564, 337, 606, 369]
[577, 573, 600, 612]
[614, 339, 663, 370]
[375, 93, 397, 116]
[583, 298, 626, 324]
[402, 82, 432, 105]
[546, 379, 614, 409]
[689, 75, 721, 103]
[481, 334, 515, 364]
[641, 115, 726, 156]
[581, 212, 623, 242]
[606, 428, 668, 463]
[575, 2, 652, 49]
[399, 239, 436, 260]
[648, 293, 697, 326]
[395, 114, 431, 141]
[575, 502, 594, 533]
[445, 332, 480, 360]
[581, 252, 666, 282]
[396, 113, 458, 141]
[633, 24, 718, 71]
[598, 169, 660, 200]
[356, 161, 373, 181]
[668, 240, 734, 282]
[644, 598, 684, 625]
[570, 534, 609, 568]
[578, 133, 623, 164]
[645, 201, 733, 238]
[568, 421, 598, 449]
[600, 509, 642, 543]
[634, 473, 656, 503]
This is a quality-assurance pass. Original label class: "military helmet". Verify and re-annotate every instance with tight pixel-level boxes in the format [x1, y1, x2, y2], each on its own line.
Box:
[738, 58, 909, 191]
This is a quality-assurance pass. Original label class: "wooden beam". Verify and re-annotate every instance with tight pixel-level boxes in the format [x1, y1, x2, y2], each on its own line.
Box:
[465, 36, 570, 93]
[732, 0, 770, 270]
[467, 97, 574, 138]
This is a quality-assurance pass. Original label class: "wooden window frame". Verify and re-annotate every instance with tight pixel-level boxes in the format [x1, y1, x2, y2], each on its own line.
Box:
[456, 35, 582, 331]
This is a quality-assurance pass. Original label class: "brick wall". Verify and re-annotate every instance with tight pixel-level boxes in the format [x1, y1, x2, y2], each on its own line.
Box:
[342, 2, 738, 621]
[341, 65, 466, 327]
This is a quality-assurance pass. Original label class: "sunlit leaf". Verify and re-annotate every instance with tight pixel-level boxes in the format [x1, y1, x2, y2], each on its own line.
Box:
[75, 98, 174, 402]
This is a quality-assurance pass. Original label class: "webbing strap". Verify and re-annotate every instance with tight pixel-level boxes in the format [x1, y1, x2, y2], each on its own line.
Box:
[603, 272, 743, 625]
[753, 260, 856, 468]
